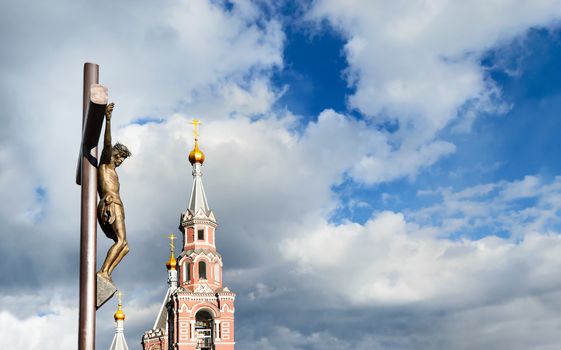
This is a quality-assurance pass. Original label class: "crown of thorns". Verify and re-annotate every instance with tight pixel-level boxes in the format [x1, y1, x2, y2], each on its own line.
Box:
[113, 143, 132, 158]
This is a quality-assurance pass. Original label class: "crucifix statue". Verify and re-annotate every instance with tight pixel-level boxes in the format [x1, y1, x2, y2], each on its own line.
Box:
[96, 102, 132, 308]
[97, 102, 132, 281]
[77, 64, 133, 350]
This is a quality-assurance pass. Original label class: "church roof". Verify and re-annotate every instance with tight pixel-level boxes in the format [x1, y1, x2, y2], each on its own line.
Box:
[153, 285, 173, 331]
[185, 120, 214, 219]
[109, 332, 129, 350]
[187, 163, 211, 216]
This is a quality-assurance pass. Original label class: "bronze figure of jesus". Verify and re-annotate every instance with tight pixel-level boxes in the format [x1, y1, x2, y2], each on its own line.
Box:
[97, 103, 131, 282]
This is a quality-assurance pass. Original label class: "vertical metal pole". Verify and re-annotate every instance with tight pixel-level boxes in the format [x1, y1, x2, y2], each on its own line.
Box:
[79, 63, 99, 350]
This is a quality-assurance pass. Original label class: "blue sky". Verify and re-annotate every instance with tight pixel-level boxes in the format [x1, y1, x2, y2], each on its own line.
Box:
[273, 24, 349, 119]
[2, 1, 561, 349]
[328, 27, 561, 227]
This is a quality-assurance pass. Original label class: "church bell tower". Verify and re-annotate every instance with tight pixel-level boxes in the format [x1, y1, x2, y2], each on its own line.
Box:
[142, 120, 236, 350]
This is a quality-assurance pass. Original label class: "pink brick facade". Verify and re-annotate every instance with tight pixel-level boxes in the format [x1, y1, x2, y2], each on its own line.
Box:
[142, 212, 236, 350]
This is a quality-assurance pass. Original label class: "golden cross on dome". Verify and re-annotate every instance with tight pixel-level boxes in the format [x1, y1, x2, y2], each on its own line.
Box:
[190, 119, 202, 141]
[168, 233, 176, 251]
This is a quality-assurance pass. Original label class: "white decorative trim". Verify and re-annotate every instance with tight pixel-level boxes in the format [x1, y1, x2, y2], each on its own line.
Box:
[215, 263, 220, 282]
[179, 303, 190, 313]
[193, 254, 212, 263]
[190, 320, 196, 340]
[194, 284, 214, 293]
[181, 218, 218, 228]
[214, 319, 221, 341]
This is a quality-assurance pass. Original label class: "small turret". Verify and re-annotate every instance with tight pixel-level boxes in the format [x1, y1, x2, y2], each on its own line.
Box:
[109, 291, 129, 350]
[166, 234, 178, 290]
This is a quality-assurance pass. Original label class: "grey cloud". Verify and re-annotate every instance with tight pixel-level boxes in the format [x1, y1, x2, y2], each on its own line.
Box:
[2, 1, 561, 349]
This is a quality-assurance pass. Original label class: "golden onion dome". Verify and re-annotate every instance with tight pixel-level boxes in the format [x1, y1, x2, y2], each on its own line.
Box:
[166, 252, 177, 270]
[114, 304, 125, 321]
[188, 140, 205, 165]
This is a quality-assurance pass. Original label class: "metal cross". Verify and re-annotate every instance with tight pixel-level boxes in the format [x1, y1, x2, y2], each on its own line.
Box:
[190, 119, 202, 141]
[117, 290, 123, 306]
[168, 233, 176, 251]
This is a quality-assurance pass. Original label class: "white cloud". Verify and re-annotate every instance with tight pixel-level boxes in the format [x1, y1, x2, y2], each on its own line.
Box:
[247, 282, 286, 301]
[410, 175, 561, 237]
[310, 0, 561, 128]
[0, 297, 77, 350]
[499, 174, 542, 200]
[308, 0, 561, 182]
[282, 176, 561, 309]
[350, 139, 456, 183]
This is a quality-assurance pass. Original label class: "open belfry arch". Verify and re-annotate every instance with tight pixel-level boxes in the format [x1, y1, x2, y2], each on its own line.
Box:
[142, 120, 236, 350]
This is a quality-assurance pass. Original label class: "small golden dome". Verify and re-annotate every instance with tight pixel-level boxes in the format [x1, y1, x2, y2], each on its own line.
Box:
[166, 252, 177, 270]
[114, 304, 125, 321]
[188, 140, 205, 165]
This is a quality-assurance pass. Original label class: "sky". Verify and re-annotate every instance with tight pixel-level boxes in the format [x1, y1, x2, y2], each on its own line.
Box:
[1, 0, 561, 349]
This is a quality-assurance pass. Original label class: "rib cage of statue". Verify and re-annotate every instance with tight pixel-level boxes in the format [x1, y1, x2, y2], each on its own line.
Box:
[142, 120, 236, 350]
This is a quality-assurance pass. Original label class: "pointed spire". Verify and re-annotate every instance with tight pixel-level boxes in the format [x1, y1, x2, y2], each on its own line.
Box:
[110, 291, 129, 350]
[187, 119, 211, 216]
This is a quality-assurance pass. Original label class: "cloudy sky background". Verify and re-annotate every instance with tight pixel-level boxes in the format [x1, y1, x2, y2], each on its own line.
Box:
[2, 0, 561, 349]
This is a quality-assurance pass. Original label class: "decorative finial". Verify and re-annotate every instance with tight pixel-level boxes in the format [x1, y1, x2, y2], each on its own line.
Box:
[168, 233, 176, 251]
[188, 119, 205, 165]
[190, 119, 202, 141]
[114, 291, 125, 321]
[166, 234, 177, 270]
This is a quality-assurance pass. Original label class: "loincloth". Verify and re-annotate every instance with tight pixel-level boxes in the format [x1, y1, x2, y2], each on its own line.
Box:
[97, 194, 124, 227]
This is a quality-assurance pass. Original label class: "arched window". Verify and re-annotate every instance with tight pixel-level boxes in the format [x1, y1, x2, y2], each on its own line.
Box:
[215, 263, 220, 282]
[183, 262, 190, 283]
[199, 261, 207, 280]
